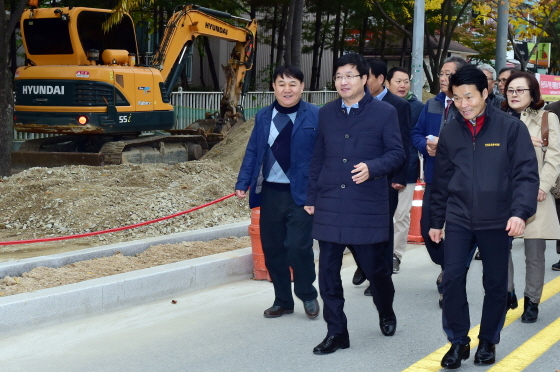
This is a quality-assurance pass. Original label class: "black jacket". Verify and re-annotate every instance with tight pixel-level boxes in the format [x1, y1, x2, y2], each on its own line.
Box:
[430, 104, 539, 231]
[382, 90, 411, 185]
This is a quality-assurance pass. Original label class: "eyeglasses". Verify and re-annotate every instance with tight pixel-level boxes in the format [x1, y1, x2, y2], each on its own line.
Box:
[438, 72, 453, 78]
[486, 77, 494, 81]
[506, 88, 530, 96]
[497, 78, 508, 84]
[333, 74, 361, 82]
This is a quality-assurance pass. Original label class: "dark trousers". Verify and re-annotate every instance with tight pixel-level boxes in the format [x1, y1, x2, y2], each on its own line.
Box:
[422, 183, 445, 269]
[351, 181, 398, 272]
[260, 182, 317, 309]
[442, 223, 510, 345]
[319, 240, 395, 337]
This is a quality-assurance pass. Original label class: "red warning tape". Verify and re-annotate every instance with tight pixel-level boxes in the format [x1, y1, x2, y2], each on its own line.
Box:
[0, 192, 236, 246]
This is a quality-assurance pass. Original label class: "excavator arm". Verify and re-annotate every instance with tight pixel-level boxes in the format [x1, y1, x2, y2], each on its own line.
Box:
[151, 5, 257, 131]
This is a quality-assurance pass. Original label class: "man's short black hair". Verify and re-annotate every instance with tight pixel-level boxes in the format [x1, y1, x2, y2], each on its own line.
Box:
[367, 59, 387, 81]
[449, 65, 488, 95]
[387, 67, 410, 82]
[272, 65, 304, 83]
[335, 53, 369, 77]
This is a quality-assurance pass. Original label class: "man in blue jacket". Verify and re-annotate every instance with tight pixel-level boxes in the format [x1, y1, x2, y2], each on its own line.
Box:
[411, 56, 467, 307]
[235, 65, 320, 320]
[430, 65, 538, 369]
[305, 53, 405, 355]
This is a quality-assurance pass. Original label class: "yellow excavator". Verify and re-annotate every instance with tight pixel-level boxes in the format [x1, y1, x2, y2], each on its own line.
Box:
[12, 3, 257, 167]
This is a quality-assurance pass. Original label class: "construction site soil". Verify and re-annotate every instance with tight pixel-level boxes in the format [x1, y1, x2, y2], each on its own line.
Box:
[0, 92, 435, 296]
[0, 119, 256, 296]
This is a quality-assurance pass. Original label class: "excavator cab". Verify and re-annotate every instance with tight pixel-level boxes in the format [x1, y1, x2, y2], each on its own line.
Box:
[21, 8, 137, 66]
[13, 5, 257, 168]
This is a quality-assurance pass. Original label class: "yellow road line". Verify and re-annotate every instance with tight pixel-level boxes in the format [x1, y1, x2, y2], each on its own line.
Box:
[486, 316, 560, 371]
[402, 275, 560, 372]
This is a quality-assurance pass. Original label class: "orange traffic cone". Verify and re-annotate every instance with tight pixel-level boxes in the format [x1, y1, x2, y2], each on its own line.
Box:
[248, 207, 294, 281]
[407, 181, 425, 244]
[249, 207, 272, 281]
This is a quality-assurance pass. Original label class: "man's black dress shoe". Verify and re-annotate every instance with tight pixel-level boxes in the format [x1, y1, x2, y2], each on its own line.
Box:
[441, 343, 470, 369]
[507, 291, 518, 310]
[552, 259, 560, 271]
[364, 285, 372, 296]
[313, 334, 350, 355]
[474, 339, 495, 365]
[304, 299, 320, 318]
[352, 267, 366, 285]
[521, 296, 539, 323]
[379, 316, 397, 336]
[263, 306, 293, 318]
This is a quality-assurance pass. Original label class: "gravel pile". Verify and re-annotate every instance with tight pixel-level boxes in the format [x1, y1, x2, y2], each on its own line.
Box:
[0, 160, 250, 260]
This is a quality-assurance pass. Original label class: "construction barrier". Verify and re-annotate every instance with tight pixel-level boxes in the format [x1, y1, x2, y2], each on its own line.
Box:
[407, 181, 425, 244]
[249, 207, 272, 281]
[248, 207, 293, 282]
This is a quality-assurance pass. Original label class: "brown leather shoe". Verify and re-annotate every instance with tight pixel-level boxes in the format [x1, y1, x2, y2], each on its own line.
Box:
[304, 299, 320, 318]
[263, 305, 294, 318]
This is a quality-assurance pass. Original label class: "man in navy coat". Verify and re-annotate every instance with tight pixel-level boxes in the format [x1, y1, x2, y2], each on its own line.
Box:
[305, 53, 405, 355]
[351, 59, 412, 293]
[235, 65, 320, 320]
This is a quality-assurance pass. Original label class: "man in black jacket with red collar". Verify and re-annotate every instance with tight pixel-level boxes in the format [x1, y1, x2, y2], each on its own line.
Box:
[429, 65, 539, 369]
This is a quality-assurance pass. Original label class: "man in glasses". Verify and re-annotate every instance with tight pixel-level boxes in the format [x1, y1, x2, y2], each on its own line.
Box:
[305, 53, 405, 355]
[497, 67, 516, 96]
[411, 56, 467, 308]
[429, 65, 538, 369]
[349, 59, 411, 291]
[477, 63, 505, 109]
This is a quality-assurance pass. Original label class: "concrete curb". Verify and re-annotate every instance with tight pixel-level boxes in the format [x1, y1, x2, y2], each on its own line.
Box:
[0, 221, 253, 335]
[0, 220, 250, 277]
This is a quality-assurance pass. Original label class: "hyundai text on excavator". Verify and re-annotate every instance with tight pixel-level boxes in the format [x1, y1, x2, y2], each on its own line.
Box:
[12, 3, 257, 167]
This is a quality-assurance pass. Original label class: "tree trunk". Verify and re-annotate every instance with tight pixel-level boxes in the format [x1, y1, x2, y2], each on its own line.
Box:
[340, 9, 349, 57]
[310, 4, 322, 90]
[202, 37, 219, 91]
[284, 0, 295, 65]
[290, 0, 304, 69]
[316, 14, 329, 90]
[1, 0, 27, 176]
[331, 2, 342, 77]
[358, 16, 368, 54]
[276, 2, 288, 67]
[380, 20, 387, 59]
[269, 4, 278, 82]
[0, 63, 13, 177]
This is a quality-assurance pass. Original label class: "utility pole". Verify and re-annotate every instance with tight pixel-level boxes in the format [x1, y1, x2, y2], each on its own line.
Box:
[495, 0, 509, 72]
[411, 0, 425, 99]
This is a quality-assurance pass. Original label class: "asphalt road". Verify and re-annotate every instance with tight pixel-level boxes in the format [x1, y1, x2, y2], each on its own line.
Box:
[0, 239, 558, 372]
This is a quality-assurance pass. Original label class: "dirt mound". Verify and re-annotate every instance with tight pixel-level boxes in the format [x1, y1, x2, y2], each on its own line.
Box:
[202, 117, 254, 173]
[0, 160, 249, 261]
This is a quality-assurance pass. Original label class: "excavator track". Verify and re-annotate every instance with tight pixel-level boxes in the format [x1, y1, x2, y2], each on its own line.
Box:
[12, 134, 208, 169]
[99, 135, 208, 165]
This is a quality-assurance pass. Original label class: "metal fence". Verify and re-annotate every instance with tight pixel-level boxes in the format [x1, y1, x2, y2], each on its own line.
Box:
[173, 90, 338, 129]
[13, 90, 339, 141]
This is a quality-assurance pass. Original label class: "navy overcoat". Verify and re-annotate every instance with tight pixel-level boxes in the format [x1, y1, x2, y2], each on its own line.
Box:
[306, 92, 405, 245]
